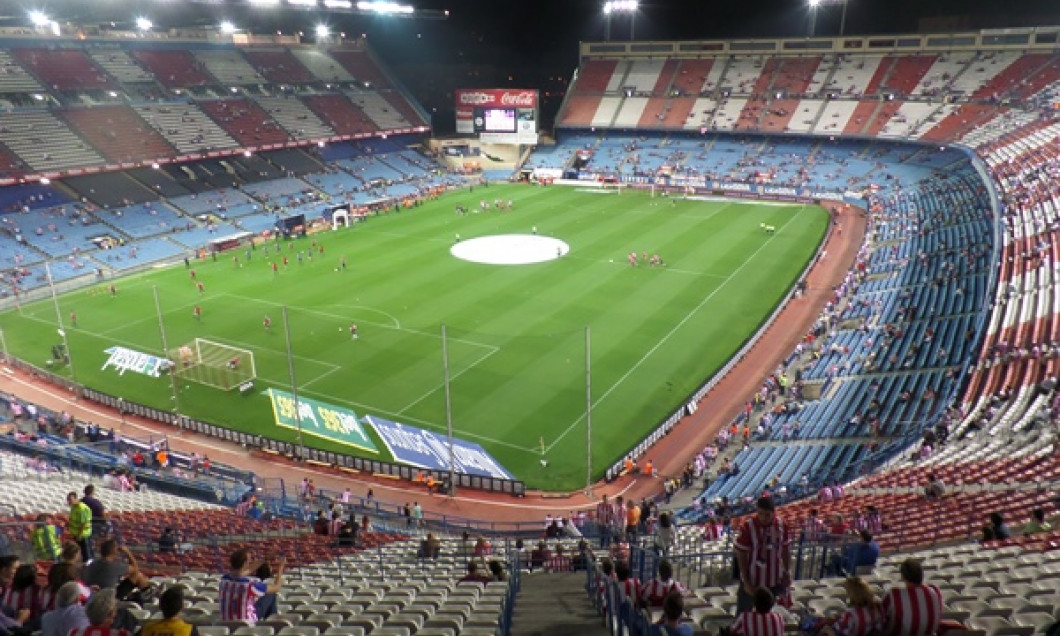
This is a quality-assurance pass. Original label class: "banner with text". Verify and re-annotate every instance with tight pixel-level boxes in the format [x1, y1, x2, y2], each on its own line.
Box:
[365, 415, 514, 480]
[266, 389, 378, 453]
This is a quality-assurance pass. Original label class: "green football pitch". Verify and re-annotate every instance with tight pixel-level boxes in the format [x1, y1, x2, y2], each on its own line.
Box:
[0, 184, 828, 490]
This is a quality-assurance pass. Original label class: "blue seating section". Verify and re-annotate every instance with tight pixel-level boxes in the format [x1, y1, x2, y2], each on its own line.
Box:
[101, 202, 187, 239]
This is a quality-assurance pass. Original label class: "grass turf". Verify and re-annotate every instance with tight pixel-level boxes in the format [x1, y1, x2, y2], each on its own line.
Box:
[0, 184, 828, 490]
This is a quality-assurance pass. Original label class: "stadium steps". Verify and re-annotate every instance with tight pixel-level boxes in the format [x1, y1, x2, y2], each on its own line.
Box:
[823, 365, 960, 383]
[856, 100, 888, 136]
[509, 571, 606, 636]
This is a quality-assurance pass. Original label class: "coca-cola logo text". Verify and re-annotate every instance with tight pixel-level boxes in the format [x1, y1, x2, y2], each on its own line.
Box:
[500, 91, 535, 107]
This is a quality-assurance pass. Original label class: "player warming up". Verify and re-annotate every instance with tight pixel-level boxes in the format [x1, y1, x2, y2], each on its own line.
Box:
[193, 305, 202, 321]
[350, 323, 358, 340]
[263, 315, 272, 332]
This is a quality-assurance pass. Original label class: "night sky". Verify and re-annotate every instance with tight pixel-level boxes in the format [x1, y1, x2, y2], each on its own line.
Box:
[14, 0, 1060, 130]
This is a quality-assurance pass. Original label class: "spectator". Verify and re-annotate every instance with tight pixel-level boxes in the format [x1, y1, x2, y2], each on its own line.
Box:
[39, 562, 89, 613]
[655, 512, 676, 557]
[615, 560, 641, 604]
[529, 541, 550, 572]
[831, 530, 880, 577]
[822, 577, 882, 636]
[486, 560, 507, 582]
[457, 561, 492, 585]
[81, 485, 107, 540]
[141, 587, 199, 636]
[337, 515, 359, 547]
[640, 559, 686, 608]
[882, 559, 942, 636]
[734, 496, 791, 614]
[40, 581, 88, 636]
[545, 545, 573, 573]
[653, 591, 694, 636]
[1023, 508, 1052, 536]
[986, 512, 1011, 540]
[68, 589, 130, 636]
[65, 492, 93, 563]
[2, 564, 40, 623]
[472, 537, 491, 557]
[218, 550, 285, 625]
[30, 514, 61, 562]
[418, 533, 441, 560]
[84, 541, 148, 596]
[727, 587, 785, 636]
[158, 528, 191, 554]
[923, 474, 945, 499]
[312, 511, 329, 536]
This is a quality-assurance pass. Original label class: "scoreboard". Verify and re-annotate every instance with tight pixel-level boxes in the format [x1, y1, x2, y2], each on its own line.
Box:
[455, 88, 539, 144]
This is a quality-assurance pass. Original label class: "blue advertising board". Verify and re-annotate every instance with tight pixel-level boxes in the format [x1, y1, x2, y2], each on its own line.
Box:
[365, 415, 514, 480]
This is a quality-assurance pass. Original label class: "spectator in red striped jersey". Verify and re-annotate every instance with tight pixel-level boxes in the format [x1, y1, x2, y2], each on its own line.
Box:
[596, 559, 615, 611]
[614, 560, 641, 607]
[735, 497, 792, 614]
[545, 545, 573, 573]
[821, 577, 882, 636]
[218, 550, 285, 625]
[881, 559, 942, 636]
[652, 591, 694, 636]
[726, 587, 785, 636]
[801, 509, 826, 542]
[640, 560, 687, 608]
[2, 564, 40, 623]
[701, 516, 725, 542]
[68, 588, 130, 636]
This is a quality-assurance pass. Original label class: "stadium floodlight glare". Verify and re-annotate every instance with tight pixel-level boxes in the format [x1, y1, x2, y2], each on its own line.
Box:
[219, 20, 237, 34]
[603, 0, 638, 41]
[248, 0, 281, 5]
[135, 17, 153, 31]
[287, 0, 318, 6]
[356, 1, 414, 15]
[315, 23, 329, 37]
[29, 10, 50, 26]
[323, 0, 352, 8]
[603, 0, 638, 14]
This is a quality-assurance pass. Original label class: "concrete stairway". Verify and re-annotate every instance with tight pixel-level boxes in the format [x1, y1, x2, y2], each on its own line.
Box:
[509, 571, 609, 636]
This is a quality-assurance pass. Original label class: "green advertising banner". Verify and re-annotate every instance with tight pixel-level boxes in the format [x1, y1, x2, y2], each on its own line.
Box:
[266, 388, 378, 453]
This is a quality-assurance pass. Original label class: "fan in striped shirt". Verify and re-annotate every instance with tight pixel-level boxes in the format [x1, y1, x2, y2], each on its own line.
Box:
[820, 577, 882, 636]
[727, 587, 785, 636]
[881, 559, 942, 636]
[614, 561, 641, 607]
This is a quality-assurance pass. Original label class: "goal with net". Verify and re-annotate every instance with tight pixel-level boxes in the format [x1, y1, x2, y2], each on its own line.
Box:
[169, 338, 256, 391]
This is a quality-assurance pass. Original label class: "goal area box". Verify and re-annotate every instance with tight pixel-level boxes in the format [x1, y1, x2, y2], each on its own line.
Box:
[170, 338, 256, 391]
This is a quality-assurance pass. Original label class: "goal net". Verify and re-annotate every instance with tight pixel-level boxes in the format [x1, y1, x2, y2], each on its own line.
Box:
[169, 338, 256, 391]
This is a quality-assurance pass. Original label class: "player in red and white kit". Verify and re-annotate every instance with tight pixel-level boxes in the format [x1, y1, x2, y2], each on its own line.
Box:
[349, 323, 358, 340]
[263, 316, 272, 332]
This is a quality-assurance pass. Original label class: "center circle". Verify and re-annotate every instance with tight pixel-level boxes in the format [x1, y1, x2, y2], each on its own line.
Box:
[450, 234, 569, 265]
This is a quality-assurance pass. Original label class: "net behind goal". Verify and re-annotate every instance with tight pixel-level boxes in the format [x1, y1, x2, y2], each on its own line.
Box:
[170, 338, 256, 391]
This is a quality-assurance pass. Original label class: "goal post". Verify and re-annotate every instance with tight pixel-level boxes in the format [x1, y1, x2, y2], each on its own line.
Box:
[170, 338, 256, 391]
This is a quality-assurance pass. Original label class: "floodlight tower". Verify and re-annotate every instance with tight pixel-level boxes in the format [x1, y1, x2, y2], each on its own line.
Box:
[603, 0, 639, 42]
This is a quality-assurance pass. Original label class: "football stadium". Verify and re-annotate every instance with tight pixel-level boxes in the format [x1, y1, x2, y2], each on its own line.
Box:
[0, 0, 1057, 635]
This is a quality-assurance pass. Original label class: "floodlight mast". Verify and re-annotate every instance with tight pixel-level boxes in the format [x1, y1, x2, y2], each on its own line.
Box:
[603, 0, 638, 42]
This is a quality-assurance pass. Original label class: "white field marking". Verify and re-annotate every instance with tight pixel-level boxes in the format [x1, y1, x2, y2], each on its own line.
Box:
[292, 385, 540, 454]
[96, 295, 207, 337]
[545, 206, 807, 453]
[222, 293, 498, 355]
[396, 345, 501, 415]
[326, 305, 402, 329]
[298, 364, 346, 391]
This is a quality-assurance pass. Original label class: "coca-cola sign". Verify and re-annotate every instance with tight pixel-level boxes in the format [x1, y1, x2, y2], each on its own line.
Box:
[454, 89, 538, 109]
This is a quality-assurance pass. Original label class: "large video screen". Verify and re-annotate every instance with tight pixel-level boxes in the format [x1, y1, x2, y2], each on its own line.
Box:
[482, 108, 517, 133]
